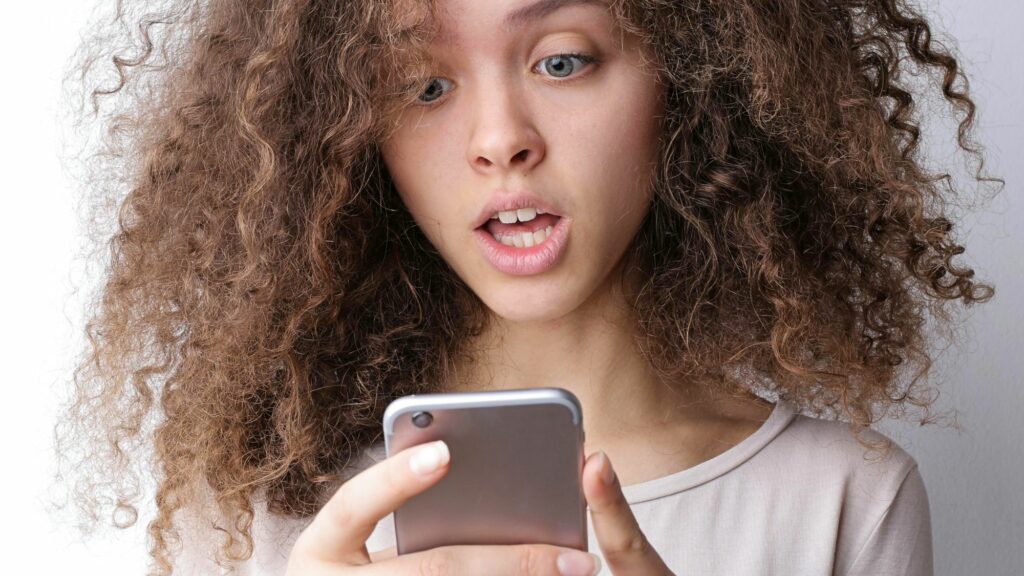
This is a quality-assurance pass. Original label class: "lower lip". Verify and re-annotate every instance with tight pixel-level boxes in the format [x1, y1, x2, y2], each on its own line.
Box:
[473, 217, 572, 276]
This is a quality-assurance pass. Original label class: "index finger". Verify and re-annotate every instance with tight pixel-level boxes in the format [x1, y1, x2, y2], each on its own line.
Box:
[294, 440, 451, 564]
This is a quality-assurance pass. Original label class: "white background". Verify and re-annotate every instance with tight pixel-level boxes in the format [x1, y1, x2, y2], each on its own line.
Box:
[1, 1, 1020, 574]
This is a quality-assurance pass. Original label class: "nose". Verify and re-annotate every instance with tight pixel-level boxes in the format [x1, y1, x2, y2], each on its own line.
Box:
[466, 82, 545, 175]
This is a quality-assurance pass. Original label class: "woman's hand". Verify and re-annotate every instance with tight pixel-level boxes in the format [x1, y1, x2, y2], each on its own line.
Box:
[581, 450, 675, 575]
[286, 440, 604, 575]
[364, 446, 674, 575]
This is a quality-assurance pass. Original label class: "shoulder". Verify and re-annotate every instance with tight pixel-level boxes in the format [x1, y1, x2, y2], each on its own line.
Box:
[767, 404, 921, 493]
[742, 403, 927, 534]
[777, 409, 934, 575]
[743, 404, 932, 571]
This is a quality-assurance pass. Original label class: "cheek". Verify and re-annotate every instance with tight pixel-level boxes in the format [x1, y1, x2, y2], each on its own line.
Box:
[570, 67, 659, 165]
[389, 178, 460, 251]
[583, 104, 660, 228]
[577, 102, 655, 253]
[381, 130, 461, 225]
[381, 142, 438, 226]
[398, 189, 444, 241]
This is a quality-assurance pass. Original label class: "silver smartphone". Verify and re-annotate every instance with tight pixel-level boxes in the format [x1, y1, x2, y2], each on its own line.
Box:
[383, 386, 588, 555]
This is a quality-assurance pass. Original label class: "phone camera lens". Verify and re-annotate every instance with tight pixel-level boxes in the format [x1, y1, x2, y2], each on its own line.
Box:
[411, 411, 433, 428]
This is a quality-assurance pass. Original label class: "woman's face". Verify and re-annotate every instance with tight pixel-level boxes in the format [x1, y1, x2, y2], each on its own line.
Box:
[380, 0, 664, 322]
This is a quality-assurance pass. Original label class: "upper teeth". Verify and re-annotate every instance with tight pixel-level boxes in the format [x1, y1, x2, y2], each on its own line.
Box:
[491, 207, 546, 223]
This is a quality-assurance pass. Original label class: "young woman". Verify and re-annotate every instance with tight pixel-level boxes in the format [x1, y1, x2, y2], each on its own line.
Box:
[57, 0, 997, 574]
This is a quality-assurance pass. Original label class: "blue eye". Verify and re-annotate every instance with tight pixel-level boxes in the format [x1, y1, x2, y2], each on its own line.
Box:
[418, 77, 454, 105]
[535, 52, 599, 79]
[415, 52, 600, 106]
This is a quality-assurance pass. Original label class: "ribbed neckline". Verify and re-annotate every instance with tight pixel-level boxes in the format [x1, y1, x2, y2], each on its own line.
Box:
[621, 399, 799, 505]
[361, 399, 799, 506]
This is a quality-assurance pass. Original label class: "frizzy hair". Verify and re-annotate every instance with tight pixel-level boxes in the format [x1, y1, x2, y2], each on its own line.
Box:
[54, 0, 998, 573]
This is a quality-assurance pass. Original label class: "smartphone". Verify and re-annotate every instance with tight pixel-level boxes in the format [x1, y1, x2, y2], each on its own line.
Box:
[383, 386, 588, 555]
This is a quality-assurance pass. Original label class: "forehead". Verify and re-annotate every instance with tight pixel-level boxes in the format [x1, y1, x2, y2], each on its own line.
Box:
[431, 0, 611, 46]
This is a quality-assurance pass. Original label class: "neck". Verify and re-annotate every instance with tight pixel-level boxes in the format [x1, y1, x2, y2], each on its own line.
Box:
[444, 268, 746, 453]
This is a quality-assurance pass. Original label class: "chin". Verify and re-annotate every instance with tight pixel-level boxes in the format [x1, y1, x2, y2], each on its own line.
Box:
[477, 282, 578, 323]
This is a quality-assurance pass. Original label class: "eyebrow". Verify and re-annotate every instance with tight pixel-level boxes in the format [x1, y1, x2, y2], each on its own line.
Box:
[502, 0, 605, 31]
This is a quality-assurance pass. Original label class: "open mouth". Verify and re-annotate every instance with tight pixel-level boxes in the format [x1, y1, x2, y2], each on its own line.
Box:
[473, 211, 571, 276]
[477, 213, 563, 248]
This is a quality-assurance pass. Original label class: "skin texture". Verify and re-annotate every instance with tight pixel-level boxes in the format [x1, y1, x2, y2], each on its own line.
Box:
[379, 0, 736, 487]
[381, 0, 662, 327]
[56, 0, 999, 573]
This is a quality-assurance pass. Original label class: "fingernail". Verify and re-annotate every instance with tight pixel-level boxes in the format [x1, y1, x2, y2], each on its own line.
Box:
[557, 551, 602, 576]
[598, 451, 616, 486]
[409, 440, 449, 476]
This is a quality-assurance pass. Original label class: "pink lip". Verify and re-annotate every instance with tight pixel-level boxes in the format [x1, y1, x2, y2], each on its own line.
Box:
[474, 216, 572, 276]
[473, 190, 566, 230]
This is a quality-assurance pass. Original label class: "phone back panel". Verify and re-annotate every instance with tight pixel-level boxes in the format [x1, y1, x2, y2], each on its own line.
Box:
[383, 387, 587, 554]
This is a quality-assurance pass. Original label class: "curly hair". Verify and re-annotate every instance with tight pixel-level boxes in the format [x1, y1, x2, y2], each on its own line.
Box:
[54, 0, 999, 573]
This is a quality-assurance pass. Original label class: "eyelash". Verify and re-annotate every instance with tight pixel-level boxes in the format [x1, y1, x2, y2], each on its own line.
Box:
[414, 52, 601, 107]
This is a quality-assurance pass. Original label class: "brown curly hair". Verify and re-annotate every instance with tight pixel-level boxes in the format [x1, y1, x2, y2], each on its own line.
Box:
[53, 0, 999, 573]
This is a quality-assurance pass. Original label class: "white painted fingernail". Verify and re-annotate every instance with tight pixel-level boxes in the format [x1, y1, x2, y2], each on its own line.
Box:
[599, 451, 616, 486]
[409, 440, 449, 476]
[557, 551, 602, 576]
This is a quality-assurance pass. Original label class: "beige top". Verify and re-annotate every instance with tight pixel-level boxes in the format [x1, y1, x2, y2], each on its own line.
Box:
[174, 399, 933, 575]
